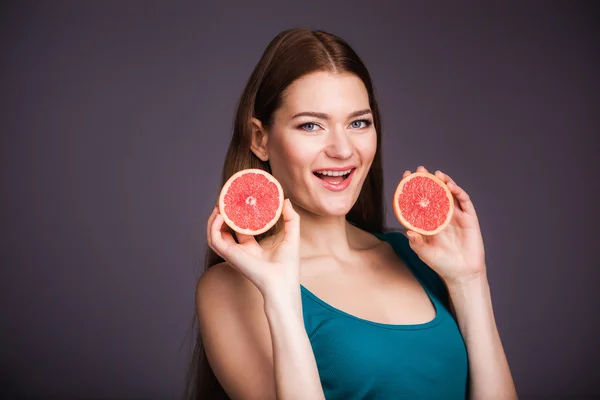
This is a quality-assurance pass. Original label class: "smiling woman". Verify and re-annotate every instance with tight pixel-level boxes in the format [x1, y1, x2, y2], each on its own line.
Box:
[185, 28, 517, 400]
[253, 70, 378, 216]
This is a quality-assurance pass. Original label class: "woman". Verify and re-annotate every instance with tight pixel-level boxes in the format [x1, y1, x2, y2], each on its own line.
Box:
[185, 28, 517, 399]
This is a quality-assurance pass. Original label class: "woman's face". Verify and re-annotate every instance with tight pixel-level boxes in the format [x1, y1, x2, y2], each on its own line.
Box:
[265, 71, 377, 218]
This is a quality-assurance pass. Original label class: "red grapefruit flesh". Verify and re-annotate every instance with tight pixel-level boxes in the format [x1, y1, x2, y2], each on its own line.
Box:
[393, 171, 454, 236]
[218, 169, 284, 236]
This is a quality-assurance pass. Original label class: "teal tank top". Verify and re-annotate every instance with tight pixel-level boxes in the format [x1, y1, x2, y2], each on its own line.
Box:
[301, 231, 468, 399]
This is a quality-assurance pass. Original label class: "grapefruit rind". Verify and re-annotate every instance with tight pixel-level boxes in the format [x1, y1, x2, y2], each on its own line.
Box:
[392, 171, 454, 236]
[218, 168, 284, 236]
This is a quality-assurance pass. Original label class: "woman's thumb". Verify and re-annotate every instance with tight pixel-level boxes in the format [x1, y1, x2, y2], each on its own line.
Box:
[406, 231, 424, 248]
[282, 199, 300, 242]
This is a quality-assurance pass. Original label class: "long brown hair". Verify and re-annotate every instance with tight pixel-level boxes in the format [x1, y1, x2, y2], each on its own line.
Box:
[183, 28, 387, 399]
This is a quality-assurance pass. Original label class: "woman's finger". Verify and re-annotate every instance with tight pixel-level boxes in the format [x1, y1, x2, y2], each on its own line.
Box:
[282, 199, 300, 246]
[206, 213, 265, 284]
[210, 213, 236, 255]
[432, 170, 461, 210]
[211, 217, 261, 274]
[433, 171, 476, 215]
[206, 210, 228, 260]
[237, 232, 262, 255]
[403, 170, 411, 179]
[434, 170, 456, 186]
[447, 181, 477, 216]
[406, 230, 426, 247]
[206, 206, 219, 249]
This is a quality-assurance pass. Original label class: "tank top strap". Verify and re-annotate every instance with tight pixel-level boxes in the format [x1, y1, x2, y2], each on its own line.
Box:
[374, 231, 451, 310]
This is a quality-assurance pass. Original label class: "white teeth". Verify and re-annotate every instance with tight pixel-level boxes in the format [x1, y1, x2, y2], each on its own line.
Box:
[316, 169, 353, 176]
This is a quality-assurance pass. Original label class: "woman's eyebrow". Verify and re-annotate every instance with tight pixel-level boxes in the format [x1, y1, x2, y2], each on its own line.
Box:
[291, 109, 372, 120]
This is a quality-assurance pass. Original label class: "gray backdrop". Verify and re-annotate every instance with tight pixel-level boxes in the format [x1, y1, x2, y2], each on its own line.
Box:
[2, 1, 598, 399]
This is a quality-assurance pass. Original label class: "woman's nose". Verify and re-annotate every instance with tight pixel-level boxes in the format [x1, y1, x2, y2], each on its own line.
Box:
[324, 128, 353, 159]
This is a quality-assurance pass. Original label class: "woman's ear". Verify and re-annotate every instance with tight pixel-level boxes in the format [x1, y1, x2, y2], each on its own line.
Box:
[250, 117, 269, 161]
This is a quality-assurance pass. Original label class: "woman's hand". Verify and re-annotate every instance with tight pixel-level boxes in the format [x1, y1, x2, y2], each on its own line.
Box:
[403, 166, 486, 285]
[207, 199, 301, 299]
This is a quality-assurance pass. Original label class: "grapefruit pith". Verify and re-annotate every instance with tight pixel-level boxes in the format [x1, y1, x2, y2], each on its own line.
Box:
[392, 171, 454, 236]
[218, 168, 284, 236]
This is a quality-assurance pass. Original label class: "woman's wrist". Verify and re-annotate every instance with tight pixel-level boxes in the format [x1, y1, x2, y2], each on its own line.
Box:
[444, 269, 488, 294]
[263, 286, 304, 320]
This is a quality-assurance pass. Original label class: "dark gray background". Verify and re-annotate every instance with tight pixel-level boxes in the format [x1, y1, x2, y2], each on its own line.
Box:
[2, 1, 598, 398]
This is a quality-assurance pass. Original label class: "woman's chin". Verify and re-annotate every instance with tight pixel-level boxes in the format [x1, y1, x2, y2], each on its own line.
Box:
[319, 201, 355, 217]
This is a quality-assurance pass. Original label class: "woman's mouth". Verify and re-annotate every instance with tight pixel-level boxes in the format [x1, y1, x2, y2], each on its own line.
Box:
[312, 168, 356, 191]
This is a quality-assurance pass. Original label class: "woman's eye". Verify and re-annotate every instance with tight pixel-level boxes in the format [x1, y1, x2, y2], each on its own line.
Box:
[350, 119, 372, 129]
[299, 122, 319, 132]
[298, 119, 372, 131]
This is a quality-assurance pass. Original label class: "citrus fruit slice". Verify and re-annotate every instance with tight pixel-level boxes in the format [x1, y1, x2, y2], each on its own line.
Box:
[392, 171, 454, 236]
[218, 169, 284, 236]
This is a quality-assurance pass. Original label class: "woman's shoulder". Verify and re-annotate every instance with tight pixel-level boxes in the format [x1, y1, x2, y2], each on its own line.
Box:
[195, 262, 281, 399]
[196, 262, 240, 296]
[195, 262, 262, 320]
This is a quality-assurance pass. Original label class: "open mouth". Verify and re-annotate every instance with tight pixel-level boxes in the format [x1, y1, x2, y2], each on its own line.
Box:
[313, 168, 354, 181]
[312, 168, 356, 190]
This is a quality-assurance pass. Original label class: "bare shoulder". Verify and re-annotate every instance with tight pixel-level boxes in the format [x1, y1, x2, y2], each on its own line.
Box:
[195, 261, 263, 326]
[196, 262, 246, 301]
[195, 262, 275, 399]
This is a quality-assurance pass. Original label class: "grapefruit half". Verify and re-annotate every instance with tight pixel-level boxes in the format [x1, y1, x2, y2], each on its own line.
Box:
[218, 168, 284, 236]
[392, 171, 454, 236]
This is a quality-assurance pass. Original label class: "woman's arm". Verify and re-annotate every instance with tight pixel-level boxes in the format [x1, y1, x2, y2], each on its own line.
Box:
[197, 263, 325, 400]
[400, 167, 517, 399]
[200, 200, 325, 399]
[446, 273, 518, 400]
[264, 287, 325, 400]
